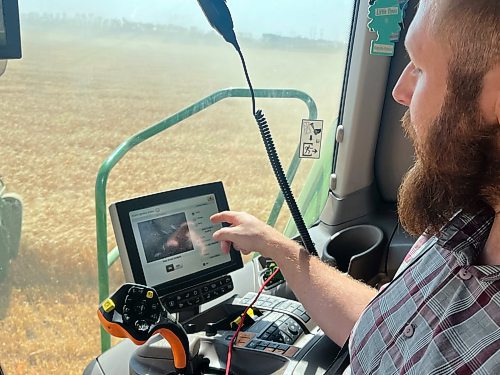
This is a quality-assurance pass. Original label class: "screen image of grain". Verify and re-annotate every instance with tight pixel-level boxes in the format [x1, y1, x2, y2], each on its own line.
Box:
[0, 15, 345, 374]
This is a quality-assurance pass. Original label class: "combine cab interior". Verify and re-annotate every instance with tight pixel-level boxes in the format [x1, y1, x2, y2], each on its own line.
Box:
[0, 1, 435, 374]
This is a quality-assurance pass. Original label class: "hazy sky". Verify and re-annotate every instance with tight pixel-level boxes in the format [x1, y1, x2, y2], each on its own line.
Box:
[20, 0, 354, 41]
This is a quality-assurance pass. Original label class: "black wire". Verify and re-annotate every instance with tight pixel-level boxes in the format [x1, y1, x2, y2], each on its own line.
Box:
[234, 44, 256, 116]
[254, 111, 317, 255]
[231, 43, 317, 256]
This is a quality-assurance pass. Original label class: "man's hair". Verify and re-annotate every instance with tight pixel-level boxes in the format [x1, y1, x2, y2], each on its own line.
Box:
[429, 0, 500, 76]
[431, 0, 500, 210]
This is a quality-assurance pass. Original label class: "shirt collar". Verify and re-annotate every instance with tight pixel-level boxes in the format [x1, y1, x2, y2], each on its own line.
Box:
[436, 207, 500, 281]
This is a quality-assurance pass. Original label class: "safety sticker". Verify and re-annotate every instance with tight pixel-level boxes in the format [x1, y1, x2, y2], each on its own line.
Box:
[300, 119, 323, 159]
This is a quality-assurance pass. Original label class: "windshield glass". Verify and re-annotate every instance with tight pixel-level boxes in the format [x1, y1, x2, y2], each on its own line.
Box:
[0, 0, 354, 372]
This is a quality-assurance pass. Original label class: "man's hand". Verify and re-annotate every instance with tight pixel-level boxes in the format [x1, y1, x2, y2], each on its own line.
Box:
[212, 210, 377, 345]
[210, 211, 289, 257]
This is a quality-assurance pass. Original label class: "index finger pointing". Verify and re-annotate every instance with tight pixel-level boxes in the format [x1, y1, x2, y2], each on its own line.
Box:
[210, 211, 239, 225]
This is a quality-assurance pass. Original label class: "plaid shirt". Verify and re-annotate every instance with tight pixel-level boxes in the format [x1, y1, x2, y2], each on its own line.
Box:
[349, 208, 500, 374]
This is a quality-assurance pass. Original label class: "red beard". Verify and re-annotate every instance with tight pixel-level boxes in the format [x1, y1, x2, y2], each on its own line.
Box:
[397, 105, 499, 236]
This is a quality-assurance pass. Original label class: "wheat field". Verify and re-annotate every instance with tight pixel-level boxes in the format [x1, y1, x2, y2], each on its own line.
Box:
[0, 22, 344, 374]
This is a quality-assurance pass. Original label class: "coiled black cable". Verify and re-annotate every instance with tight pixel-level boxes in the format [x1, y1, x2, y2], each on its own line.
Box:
[196, 0, 317, 256]
[234, 45, 317, 256]
[253, 110, 317, 256]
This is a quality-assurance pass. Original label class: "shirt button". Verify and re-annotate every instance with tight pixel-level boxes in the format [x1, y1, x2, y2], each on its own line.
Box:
[403, 324, 414, 338]
[458, 268, 472, 280]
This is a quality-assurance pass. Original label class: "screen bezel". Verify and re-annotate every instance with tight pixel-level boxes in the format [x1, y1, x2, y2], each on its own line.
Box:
[111, 182, 243, 296]
[0, 0, 22, 59]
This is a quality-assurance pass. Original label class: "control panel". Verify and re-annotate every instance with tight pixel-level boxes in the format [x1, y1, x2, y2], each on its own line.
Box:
[162, 275, 234, 312]
[121, 285, 163, 329]
[236, 292, 311, 323]
[217, 309, 303, 358]
[87, 287, 328, 375]
[250, 311, 303, 344]
[203, 292, 316, 359]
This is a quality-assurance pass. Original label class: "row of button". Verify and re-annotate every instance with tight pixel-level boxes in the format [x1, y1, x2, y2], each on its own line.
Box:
[246, 340, 299, 358]
[239, 293, 310, 323]
[259, 312, 303, 345]
[279, 301, 310, 323]
[162, 276, 233, 312]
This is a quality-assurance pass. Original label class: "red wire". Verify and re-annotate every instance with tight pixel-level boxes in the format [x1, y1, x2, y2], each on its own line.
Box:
[225, 267, 281, 375]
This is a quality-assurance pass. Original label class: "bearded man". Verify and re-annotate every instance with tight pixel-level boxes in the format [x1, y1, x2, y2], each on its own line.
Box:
[211, 0, 499, 373]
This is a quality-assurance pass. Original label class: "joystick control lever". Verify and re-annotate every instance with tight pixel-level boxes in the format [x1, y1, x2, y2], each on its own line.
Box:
[98, 283, 191, 374]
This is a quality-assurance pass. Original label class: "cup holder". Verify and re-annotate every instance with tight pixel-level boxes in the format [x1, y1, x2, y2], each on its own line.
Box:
[322, 225, 384, 280]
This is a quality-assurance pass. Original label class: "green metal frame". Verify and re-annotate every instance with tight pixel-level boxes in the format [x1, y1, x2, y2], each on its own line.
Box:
[95, 88, 318, 352]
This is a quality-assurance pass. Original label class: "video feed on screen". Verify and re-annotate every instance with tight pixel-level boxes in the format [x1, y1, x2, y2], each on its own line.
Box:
[138, 213, 194, 263]
[129, 193, 231, 286]
[0, 0, 6, 46]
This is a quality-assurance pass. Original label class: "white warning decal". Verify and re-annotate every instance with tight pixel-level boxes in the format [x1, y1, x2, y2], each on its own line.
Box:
[299, 119, 323, 159]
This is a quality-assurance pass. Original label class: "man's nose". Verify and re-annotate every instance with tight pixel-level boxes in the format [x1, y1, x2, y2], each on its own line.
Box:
[392, 64, 413, 107]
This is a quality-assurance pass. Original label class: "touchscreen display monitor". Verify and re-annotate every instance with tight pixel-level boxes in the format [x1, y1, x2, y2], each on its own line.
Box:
[109, 182, 243, 296]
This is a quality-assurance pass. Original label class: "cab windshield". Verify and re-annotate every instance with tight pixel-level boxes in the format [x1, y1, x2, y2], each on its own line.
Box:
[0, 0, 354, 373]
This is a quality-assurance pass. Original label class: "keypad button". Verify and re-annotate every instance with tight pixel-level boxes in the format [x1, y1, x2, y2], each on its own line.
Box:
[300, 313, 310, 322]
[129, 287, 143, 297]
[124, 295, 134, 304]
[288, 324, 299, 336]
[123, 314, 132, 324]
[135, 320, 149, 332]
[246, 341, 257, 349]
[284, 346, 299, 358]
[295, 305, 305, 314]
[134, 304, 145, 315]
[266, 326, 278, 335]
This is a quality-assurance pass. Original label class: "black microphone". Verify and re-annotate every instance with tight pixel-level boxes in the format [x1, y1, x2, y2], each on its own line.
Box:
[197, 0, 239, 49]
